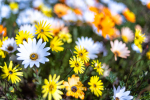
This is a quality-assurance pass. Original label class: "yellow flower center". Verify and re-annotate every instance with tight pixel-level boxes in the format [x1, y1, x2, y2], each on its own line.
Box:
[75, 62, 79, 67]
[49, 84, 54, 91]
[93, 84, 97, 88]
[114, 51, 120, 56]
[40, 29, 44, 33]
[71, 86, 77, 92]
[7, 46, 14, 51]
[115, 97, 120, 100]
[9, 70, 13, 74]
[79, 53, 83, 56]
[30, 53, 38, 60]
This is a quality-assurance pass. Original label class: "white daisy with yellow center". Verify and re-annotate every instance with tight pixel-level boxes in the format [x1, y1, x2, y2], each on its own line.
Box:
[17, 38, 50, 68]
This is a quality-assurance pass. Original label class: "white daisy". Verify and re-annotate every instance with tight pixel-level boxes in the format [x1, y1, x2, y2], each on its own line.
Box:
[75, 37, 100, 59]
[113, 86, 133, 100]
[17, 38, 50, 68]
[110, 40, 130, 61]
[62, 10, 77, 22]
[101, 63, 111, 77]
[32, 0, 43, 8]
[131, 43, 140, 53]
[83, 10, 95, 24]
[95, 41, 108, 56]
[121, 27, 134, 43]
[1, 5, 11, 19]
[1, 38, 17, 53]
[19, 24, 36, 36]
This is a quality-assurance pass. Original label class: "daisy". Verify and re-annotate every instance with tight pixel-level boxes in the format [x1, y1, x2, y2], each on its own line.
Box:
[69, 56, 85, 74]
[113, 86, 133, 100]
[83, 10, 95, 24]
[75, 37, 100, 59]
[35, 20, 52, 42]
[42, 74, 64, 100]
[9, 2, 19, 14]
[101, 63, 111, 77]
[63, 75, 87, 99]
[19, 24, 36, 36]
[91, 60, 104, 75]
[0, 36, 8, 58]
[15, 30, 34, 45]
[1, 5, 11, 19]
[0, 61, 23, 84]
[17, 38, 50, 68]
[58, 31, 72, 43]
[88, 76, 104, 97]
[123, 8, 136, 23]
[50, 37, 64, 52]
[74, 45, 89, 63]
[62, 10, 77, 22]
[1, 38, 17, 53]
[121, 27, 134, 43]
[110, 40, 130, 61]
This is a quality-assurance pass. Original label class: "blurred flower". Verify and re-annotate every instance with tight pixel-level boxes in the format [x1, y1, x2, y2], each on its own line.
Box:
[110, 40, 130, 61]
[112, 13, 122, 25]
[92, 60, 104, 75]
[131, 43, 140, 53]
[0, 61, 23, 84]
[135, 24, 142, 30]
[74, 45, 89, 63]
[83, 10, 95, 24]
[62, 10, 77, 22]
[15, 30, 34, 45]
[1, 38, 17, 53]
[95, 41, 108, 56]
[0, 37, 8, 58]
[1, 5, 11, 19]
[50, 37, 64, 52]
[17, 38, 50, 68]
[41, 6, 52, 17]
[63, 75, 87, 99]
[146, 50, 150, 59]
[32, 0, 43, 8]
[58, 31, 72, 43]
[9, 2, 19, 14]
[123, 8, 136, 23]
[101, 63, 111, 77]
[134, 29, 145, 52]
[9, 54, 21, 64]
[0, 25, 7, 37]
[69, 56, 85, 74]
[19, 24, 36, 36]
[54, 3, 69, 17]
[121, 27, 134, 43]
[147, 2, 150, 9]
[88, 76, 103, 97]
[76, 37, 100, 59]
[113, 86, 133, 100]
[35, 20, 52, 42]
[42, 74, 64, 100]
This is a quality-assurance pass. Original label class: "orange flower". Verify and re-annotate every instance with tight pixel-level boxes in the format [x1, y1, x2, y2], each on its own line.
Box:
[89, 6, 99, 14]
[147, 2, 150, 9]
[74, 8, 82, 15]
[0, 25, 7, 37]
[122, 8, 136, 23]
[112, 13, 122, 25]
[101, 7, 112, 17]
[54, 3, 69, 17]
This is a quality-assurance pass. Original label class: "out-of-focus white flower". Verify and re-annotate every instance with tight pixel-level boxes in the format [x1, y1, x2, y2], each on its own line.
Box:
[101, 0, 113, 4]
[131, 43, 140, 53]
[62, 10, 77, 22]
[140, 0, 150, 5]
[76, 37, 100, 59]
[101, 63, 111, 77]
[1, 38, 17, 53]
[32, 0, 43, 8]
[113, 86, 133, 100]
[85, 0, 97, 7]
[108, 1, 126, 14]
[110, 40, 130, 61]
[17, 38, 50, 68]
[95, 41, 108, 56]
[1, 5, 11, 19]
[121, 27, 134, 43]
[19, 24, 36, 36]
[83, 10, 95, 23]
[65, 0, 87, 10]
[48, 0, 58, 4]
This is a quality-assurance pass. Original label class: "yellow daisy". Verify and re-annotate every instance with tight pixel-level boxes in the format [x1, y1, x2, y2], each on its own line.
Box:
[0, 36, 8, 58]
[58, 31, 72, 43]
[50, 37, 64, 52]
[35, 20, 52, 42]
[9, 2, 18, 11]
[69, 56, 85, 74]
[0, 61, 23, 84]
[74, 45, 89, 63]
[146, 50, 150, 60]
[63, 75, 87, 99]
[92, 60, 104, 75]
[88, 76, 104, 97]
[42, 74, 64, 100]
[15, 30, 34, 45]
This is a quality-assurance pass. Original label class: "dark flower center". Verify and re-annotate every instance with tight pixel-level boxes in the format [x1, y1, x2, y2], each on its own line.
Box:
[71, 86, 77, 92]
[49, 85, 54, 91]
[9, 71, 13, 74]
[75, 63, 79, 67]
[7, 46, 14, 51]
[30, 53, 38, 60]
[115, 97, 120, 100]
[40, 29, 44, 33]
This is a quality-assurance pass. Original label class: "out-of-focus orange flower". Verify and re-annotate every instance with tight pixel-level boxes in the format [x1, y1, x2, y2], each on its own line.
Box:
[112, 13, 122, 25]
[101, 7, 112, 17]
[89, 6, 99, 14]
[54, 3, 69, 17]
[122, 8, 136, 23]
[0, 25, 7, 37]
[74, 8, 82, 15]
[147, 2, 150, 9]
[59, 0, 66, 3]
